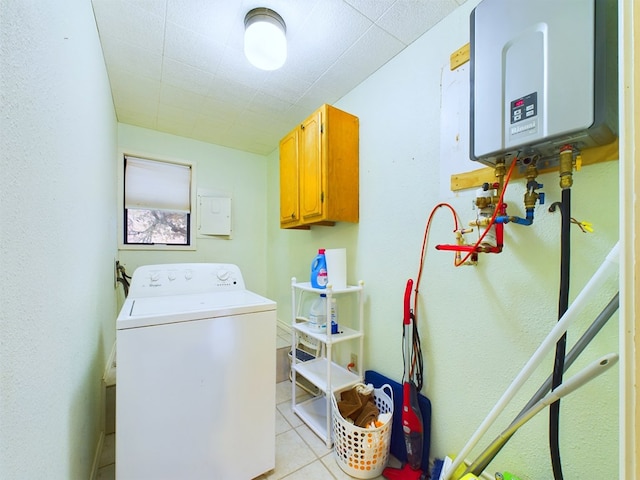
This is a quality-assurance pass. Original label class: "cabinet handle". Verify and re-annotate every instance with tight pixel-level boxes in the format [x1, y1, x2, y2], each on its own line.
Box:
[300, 124, 304, 130]
[291, 212, 296, 219]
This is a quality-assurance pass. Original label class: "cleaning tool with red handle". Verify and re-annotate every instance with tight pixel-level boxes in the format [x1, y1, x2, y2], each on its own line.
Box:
[383, 279, 425, 480]
[402, 279, 423, 470]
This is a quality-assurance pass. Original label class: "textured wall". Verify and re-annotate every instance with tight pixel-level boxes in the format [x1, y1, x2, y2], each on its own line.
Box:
[266, 1, 620, 478]
[0, 0, 118, 478]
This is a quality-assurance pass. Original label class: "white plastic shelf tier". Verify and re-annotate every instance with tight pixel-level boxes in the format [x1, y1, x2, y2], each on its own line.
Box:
[292, 357, 360, 393]
[292, 396, 330, 442]
[292, 322, 362, 345]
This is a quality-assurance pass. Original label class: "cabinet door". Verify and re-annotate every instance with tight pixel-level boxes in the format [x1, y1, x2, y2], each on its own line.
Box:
[279, 129, 300, 226]
[299, 110, 324, 222]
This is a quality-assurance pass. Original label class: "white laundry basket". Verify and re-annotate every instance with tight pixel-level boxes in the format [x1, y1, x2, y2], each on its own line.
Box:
[331, 384, 393, 479]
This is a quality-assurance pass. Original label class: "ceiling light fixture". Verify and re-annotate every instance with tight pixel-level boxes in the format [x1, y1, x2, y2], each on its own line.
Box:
[244, 8, 287, 71]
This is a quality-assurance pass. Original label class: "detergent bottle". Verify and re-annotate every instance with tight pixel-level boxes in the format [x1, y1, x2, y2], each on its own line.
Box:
[310, 249, 328, 289]
[330, 297, 339, 334]
[308, 294, 327, 331]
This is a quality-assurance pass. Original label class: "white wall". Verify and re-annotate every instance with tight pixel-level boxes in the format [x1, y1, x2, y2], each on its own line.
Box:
[267, 1, 620, 478]
[117, 124, 270, 296]
[0, 1, 118, 478]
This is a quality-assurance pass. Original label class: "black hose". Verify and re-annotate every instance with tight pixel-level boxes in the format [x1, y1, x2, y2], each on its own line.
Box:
[550, 188, 571, 479]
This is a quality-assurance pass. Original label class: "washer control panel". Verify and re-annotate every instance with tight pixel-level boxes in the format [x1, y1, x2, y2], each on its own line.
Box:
[128, 263, 246, 297]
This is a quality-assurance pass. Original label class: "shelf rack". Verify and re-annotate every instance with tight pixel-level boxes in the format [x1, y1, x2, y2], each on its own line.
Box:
[290, 278, 364, 447]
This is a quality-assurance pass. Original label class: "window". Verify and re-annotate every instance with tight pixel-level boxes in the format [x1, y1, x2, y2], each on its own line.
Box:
[123, 155, 193, 246]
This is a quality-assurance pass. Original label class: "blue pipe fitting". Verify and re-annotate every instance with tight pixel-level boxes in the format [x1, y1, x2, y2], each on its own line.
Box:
[495, 208, 535, 226]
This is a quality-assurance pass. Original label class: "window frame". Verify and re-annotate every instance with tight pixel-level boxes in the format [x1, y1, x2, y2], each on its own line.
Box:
[118, 150, 196, 251]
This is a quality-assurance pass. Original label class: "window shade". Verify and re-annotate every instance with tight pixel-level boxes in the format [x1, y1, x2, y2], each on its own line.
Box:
[124, 156, 191, 212]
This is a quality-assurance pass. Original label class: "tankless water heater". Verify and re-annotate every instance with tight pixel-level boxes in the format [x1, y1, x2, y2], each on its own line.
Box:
[470, 0, 617, 166]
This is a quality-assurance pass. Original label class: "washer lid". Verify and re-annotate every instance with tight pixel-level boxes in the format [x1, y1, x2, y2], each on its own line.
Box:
[117, 290, 276, 330]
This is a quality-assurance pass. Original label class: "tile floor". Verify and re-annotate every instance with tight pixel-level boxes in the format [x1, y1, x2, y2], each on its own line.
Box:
[96, 326, 386, 480]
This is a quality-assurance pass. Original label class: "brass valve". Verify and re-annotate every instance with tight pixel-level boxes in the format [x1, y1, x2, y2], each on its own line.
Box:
[559, 147, 574, 189]
[524, 162, 541, 209]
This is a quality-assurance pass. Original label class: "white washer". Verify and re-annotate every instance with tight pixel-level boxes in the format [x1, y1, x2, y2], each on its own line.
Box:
[116, 263, 276, 480]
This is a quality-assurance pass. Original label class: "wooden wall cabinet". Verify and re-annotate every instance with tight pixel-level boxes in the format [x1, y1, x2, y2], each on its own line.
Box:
[279, 104, 359, 229]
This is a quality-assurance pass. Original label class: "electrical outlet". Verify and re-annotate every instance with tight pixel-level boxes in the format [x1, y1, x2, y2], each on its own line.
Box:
[350, 353, 358, 371]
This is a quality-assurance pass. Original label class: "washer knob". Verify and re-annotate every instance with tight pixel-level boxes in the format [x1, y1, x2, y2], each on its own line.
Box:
[184, 269, 193, 280]
[217, 269, 230, 281]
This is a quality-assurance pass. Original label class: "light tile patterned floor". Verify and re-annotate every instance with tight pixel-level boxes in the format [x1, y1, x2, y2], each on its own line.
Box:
[96, 326, 386, 479]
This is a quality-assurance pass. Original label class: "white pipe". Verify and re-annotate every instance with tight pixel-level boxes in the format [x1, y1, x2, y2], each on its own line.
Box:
[444, 242, 619, 480]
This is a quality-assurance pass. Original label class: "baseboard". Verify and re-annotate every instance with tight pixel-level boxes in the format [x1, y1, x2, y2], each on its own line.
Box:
[89, 431, 105, 480]
[277, 318, 291, 334]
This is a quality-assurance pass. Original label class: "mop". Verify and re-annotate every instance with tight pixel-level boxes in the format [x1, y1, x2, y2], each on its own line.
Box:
[383, 279, 426, 480]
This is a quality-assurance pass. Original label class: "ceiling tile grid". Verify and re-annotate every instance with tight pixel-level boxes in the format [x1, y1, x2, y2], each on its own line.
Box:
[92, 0, 468, 155]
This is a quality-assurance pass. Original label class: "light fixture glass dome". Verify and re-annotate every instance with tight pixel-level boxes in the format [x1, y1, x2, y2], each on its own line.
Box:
[244, 8, 287, 71]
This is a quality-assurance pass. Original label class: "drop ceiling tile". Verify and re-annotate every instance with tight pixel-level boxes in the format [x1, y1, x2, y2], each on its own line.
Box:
[203, 81, 255, 113]
[247, 91, 293, 115]
[93, 0, 165, 54]
[156, 103, 198, 133]
[164, 21, 224, 74]
[196, 131, 238, 151]
[200, 95, 246, 125]
[161, 59, 216, 97]
[121, 0, 167, 18]
[313, 24, 405, 95]
[214, 45, 270, 90]
[294, 85, 342, 113]
[100, 36, 163, 80]
[166, 0, 236, 44]
[283, 0, 373, 82]
[304, 0, 372, 43]
[159, 83, 209, 112]
[377, 0, 459, 44]
[260, 71, 312, 104]
[236, 108, 292, 137]
[110, 70, 161, 106]
[280, 104, 318, 128]
[192, 112, 231, 133]
[343, 0, 396, 21]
